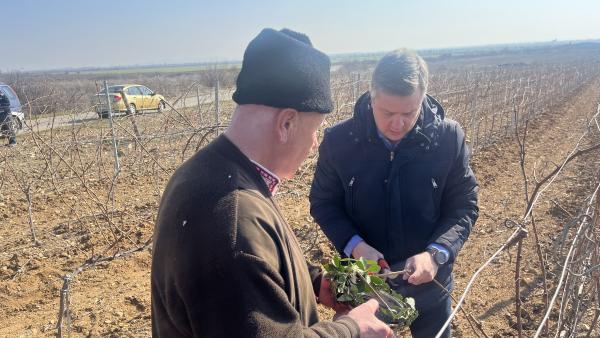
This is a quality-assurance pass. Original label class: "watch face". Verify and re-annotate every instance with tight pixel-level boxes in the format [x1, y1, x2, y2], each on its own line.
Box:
[435, 251, 448, 265]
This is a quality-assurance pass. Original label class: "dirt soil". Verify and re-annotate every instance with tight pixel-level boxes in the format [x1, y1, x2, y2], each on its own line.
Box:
[1, 77, 599, 337]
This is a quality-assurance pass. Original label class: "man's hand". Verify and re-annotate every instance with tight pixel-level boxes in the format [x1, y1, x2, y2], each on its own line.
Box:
[403, 251, 438, 285]
[352, 241, 384, 262]
[346, 299, 395, 338]
[318, 275, 352, 314]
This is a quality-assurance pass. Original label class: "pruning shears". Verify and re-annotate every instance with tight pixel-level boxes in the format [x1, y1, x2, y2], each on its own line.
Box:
[376, 259, 413, 280]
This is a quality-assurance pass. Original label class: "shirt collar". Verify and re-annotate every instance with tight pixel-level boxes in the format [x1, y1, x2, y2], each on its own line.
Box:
[376, 129, 399, 151]
[251, 160, 280, 195]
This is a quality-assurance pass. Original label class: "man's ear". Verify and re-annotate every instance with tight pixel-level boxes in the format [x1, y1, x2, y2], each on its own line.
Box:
[275, 108, 299, 143]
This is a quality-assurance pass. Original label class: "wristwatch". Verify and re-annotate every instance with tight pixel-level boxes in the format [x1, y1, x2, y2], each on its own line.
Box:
[427, 246, 449, 265]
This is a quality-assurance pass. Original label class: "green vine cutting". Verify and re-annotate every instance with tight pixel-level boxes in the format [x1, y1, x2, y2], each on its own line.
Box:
[323, 256, 418, 327]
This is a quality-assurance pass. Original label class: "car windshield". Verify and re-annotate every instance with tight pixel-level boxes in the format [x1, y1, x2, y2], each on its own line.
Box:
[98, 86, 124, 94]
[0, 86, 18, 101]
[140, 86, 153, 95]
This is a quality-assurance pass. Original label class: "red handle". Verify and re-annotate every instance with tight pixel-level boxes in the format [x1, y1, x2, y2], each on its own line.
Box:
[377, 259, 390, 270]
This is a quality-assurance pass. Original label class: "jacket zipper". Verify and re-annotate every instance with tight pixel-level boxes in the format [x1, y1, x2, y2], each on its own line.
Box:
[385, 150, 394, 255]
[349, 177, 356, 213]
[431, 178, 439, 214]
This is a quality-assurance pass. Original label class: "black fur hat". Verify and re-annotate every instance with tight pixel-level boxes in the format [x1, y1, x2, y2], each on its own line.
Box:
[232, 28, 333, 114]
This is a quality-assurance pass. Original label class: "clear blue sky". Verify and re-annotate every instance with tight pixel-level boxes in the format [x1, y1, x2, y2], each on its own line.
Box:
[3, 0, 599, 71]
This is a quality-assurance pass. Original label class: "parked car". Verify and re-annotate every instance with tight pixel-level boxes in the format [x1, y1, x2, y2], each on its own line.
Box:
[0, 82, 25, 130]
[93, 84, 166, 118]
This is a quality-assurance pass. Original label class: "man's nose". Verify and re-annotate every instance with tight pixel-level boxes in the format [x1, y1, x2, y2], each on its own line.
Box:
[390, 117, 404, 131]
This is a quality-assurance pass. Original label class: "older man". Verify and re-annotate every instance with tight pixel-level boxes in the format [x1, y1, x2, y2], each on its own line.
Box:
[310, 49, 479, 337]
[151, 28, 392, 338]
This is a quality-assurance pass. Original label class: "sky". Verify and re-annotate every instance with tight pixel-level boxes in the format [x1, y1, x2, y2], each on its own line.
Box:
[2, 0, 600, 71]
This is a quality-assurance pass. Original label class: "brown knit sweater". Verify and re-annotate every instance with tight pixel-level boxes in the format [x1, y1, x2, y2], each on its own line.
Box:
[151, 135, 359, 337]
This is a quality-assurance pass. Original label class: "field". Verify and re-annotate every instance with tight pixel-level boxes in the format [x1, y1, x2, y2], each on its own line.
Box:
[1, 43, 599, 337]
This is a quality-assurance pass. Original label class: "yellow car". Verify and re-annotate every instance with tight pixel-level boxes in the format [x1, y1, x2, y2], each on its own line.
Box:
[94, 84, 165, 118]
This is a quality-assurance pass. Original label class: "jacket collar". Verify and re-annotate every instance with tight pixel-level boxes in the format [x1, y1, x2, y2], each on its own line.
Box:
[211, 135, 274, 197]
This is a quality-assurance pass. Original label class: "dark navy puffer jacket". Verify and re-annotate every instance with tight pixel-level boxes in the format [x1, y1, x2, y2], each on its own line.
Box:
[310, 92, 478, 282]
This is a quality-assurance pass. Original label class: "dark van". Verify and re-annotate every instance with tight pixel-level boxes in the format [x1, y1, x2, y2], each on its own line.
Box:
[0, 82, 24, 130]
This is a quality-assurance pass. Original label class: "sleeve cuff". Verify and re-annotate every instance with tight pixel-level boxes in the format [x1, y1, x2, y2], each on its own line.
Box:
[334, 315, 361, 337]
[343, 235, 363, 257]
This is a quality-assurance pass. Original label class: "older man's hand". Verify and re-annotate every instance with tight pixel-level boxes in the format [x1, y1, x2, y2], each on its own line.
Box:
[403, 251, 438, 285]
[347, 299, 395, 338]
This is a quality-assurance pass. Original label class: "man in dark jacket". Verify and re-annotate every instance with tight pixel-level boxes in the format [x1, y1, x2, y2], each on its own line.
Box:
[310, 49, 479, 338]
[0, 90, 17, 147]
[151, 28, 392, 338]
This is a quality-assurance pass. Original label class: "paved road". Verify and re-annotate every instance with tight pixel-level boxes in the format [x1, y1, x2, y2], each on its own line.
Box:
[18, 89, 234, 134]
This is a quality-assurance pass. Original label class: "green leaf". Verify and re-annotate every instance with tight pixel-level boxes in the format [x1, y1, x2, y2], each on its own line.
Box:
[367, 262, 380, 273]
[333, 256, 341, 268]
[370, 276, 385, 286]
[337, 293, 353, 302]
[356, 257, 366, 270]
